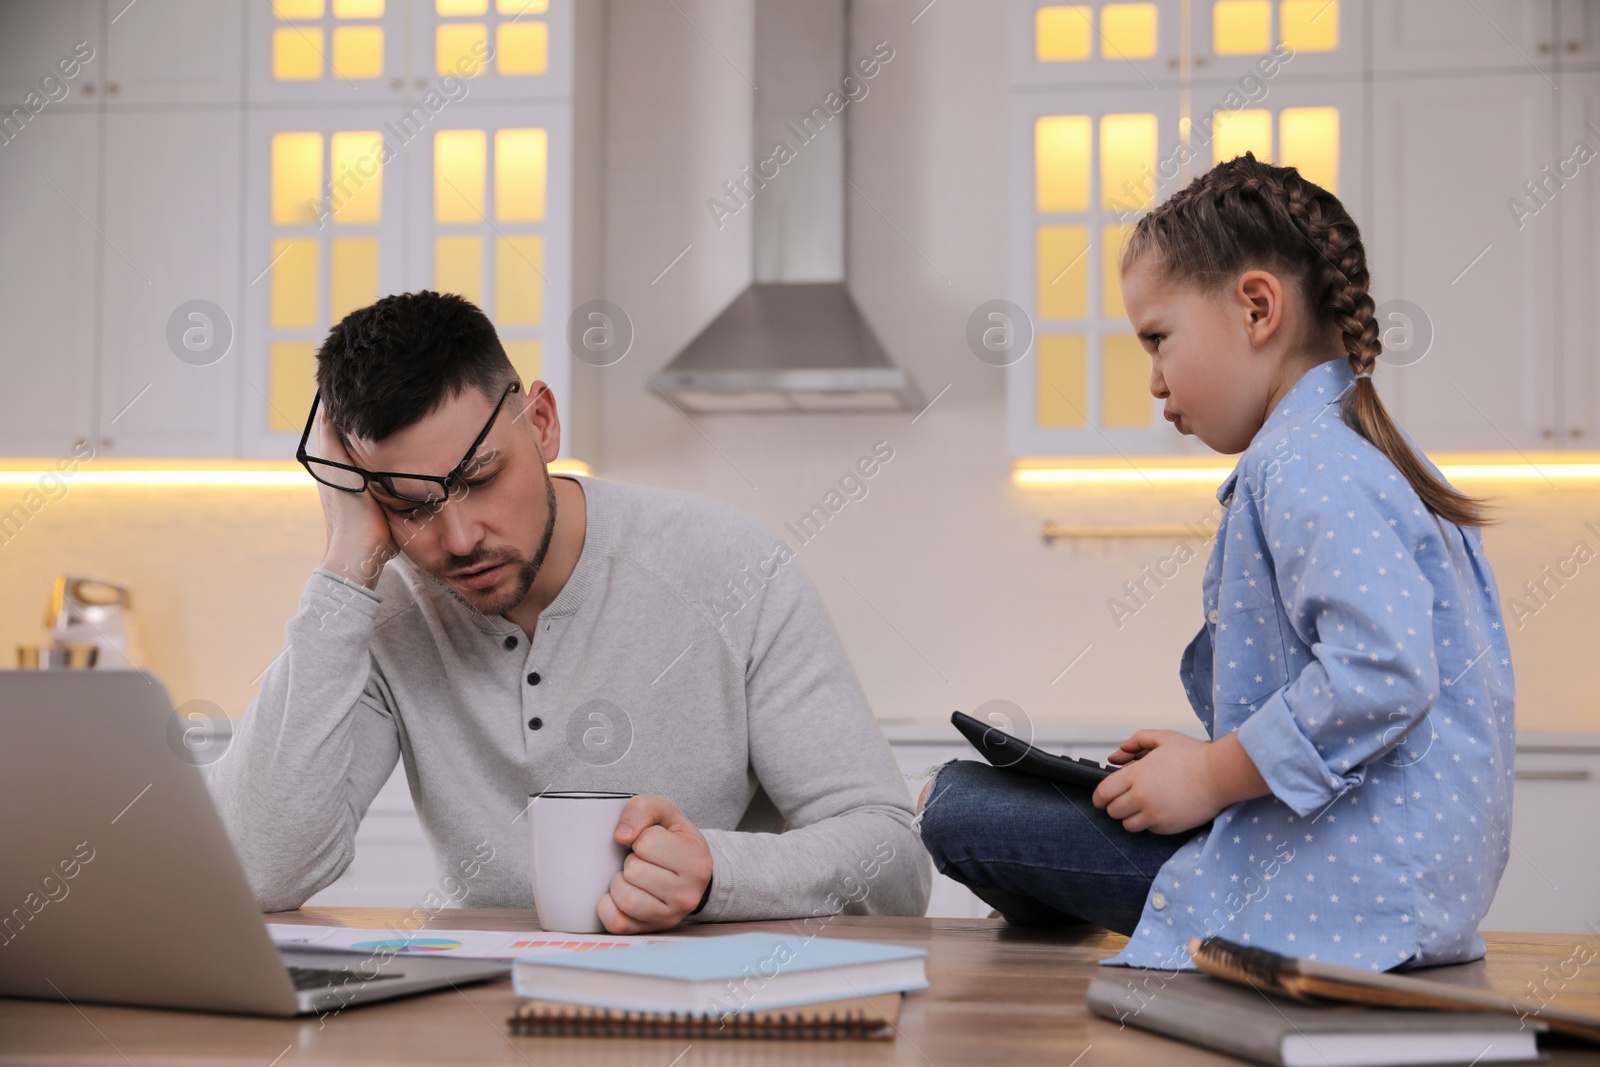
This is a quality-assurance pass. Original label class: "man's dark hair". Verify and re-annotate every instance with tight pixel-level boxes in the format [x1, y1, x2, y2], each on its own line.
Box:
[316, 290, 516, 442]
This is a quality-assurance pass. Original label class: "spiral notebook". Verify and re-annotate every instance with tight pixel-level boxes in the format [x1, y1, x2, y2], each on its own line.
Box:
[507, 992, 902, 1040]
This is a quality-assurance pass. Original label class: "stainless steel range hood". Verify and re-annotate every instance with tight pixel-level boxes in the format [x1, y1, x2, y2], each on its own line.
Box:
[650, 0, 923, 413]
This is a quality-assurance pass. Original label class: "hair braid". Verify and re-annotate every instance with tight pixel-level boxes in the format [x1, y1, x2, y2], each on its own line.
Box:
[1122, 153, 1488, 527]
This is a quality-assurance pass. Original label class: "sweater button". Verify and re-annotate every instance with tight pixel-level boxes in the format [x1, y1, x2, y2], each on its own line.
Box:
[503, 634, 518, 650]
[1207, 609, 1219, 625]
[527, 717, 543, 730]
[1151, 891, 1166, 911]
[526, 671, 541, 686]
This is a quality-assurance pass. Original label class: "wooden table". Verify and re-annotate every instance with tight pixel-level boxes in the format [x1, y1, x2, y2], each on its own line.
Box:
[2, 909, 1598, 1065]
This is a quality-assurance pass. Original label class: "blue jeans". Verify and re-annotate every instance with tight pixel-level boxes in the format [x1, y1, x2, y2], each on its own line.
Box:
[918, 760, 1199, 935]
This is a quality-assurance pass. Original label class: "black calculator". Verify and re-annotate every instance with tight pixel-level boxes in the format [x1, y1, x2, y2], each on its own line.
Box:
[950, 710, 1116, 788]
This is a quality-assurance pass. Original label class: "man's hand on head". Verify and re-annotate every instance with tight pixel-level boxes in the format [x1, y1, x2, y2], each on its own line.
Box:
[312, 411, 396, 589]
[598, 795, 714, 934]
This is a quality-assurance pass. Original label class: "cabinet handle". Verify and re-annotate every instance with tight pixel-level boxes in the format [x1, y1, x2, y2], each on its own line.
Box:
[98, 437, 112, 450]
[1567, 40, 1582, 53]
[82, 82, 95, 95]
[1514, 768, 1592, 781]
[1538, 41, 1553, 54]
[106, 82, 120, 96]
[1570, 427, 1584, 439]
[1542, 427, 1556, 439]
[72, 437, 87, 451]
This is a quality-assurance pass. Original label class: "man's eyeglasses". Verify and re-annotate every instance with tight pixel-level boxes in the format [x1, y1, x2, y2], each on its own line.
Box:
[296, 381, 521, 506]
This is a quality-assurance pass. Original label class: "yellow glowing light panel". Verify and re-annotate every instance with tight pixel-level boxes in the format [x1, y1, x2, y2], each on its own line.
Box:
[1213, 108, 1271, 165]
[497, 22, 548, 75]
[1101, 113, 1157, 211]
[435, 235, 484, 305]
[1036, 5, 1092, 61]
[495, 128, 547, 221]
[332, 25, 383, 79]
[273, 26, 323, 80]
[330, 237, 379, 322]
[1282, 0, 1338, 52]
[1037, 335, 1089, 428]
[1100, 3, 1158, 59]
[271, 132, 323, 225]
[1036, 115, 1090, 214]
[1280, 107, 1338, 193]
[1037, 225, 1089, 321]
[435, 129, 487, 222]
[1102, 334, 1152, 427]
[329, 131, 384, 224]
[1102, 223, 1132, 319]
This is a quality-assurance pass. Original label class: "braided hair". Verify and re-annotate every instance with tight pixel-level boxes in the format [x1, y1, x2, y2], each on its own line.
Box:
[1121, 152, 1487, 528]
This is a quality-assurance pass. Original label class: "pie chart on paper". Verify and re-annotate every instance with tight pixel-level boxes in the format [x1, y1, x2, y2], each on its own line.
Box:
[348, 937, 464, 953]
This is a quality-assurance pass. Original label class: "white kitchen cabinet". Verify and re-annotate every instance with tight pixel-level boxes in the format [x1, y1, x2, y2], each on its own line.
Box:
[1007, 0, 1182, 89]
[0, 111, 101, 457]
[407, 0, 573, 101]
[245, 0, 410, 106]
[1557, 70, 1600, 447]
[1190, 0, 1362, 83]
[1370, 0, 1558, 75]
[1556, 0, 1600, 67]
[401, 100, 576, 457]
[0, 0, 103, 104]
[1481, 744, 1600, 935]
[246, 0, 571, 107]
[96, 110, 243, 457]
[1367, 73, 1560, 453]
[1007, 1, 1365, 458]
[105, 0, 245, 106]
[1007, 86, 1194, 459]
[238, 107, 412, 458]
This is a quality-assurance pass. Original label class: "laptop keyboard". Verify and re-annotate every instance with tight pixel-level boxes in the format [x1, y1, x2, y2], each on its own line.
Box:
[287, 965, 405, 991]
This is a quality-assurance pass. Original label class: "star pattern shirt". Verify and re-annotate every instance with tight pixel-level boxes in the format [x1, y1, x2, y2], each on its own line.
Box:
[1106, 360, 1515, 973]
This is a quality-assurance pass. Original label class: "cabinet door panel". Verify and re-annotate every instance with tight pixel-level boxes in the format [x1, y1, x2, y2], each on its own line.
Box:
[0, 112, 100, 456]
[106, 0, 245, 106]
[1481, 751, 1600, 934]
[1368, 74, 1558, 452]
[246, 0, 410, 105]
[409, 0, 573, 100]
[1371, 0, 1558, 74]
[239, 108, 410, 458]
[97, 110, 242, 457]
[1556, 0, 1600, 68]
[402, 101, 574, 451]
[0, 1, 103, 106]
[1008, 0, 1183, 89]
[1557, 73, 1599, 445]
[1190, 0, 1363, 82]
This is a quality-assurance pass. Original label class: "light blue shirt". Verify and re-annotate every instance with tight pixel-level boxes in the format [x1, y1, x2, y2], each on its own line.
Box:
[1107, 359, 1515, 973]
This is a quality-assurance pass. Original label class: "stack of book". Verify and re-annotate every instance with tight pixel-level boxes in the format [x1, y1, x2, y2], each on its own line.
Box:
[506, 932, 929, 1041]
[1088, 936, 1600, 1066]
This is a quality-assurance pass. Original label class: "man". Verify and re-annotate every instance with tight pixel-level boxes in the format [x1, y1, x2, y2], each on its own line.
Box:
[210, 291, 929, 932]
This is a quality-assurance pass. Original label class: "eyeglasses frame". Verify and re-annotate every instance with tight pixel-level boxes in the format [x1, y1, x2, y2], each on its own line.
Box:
[295, 380, 523, 505]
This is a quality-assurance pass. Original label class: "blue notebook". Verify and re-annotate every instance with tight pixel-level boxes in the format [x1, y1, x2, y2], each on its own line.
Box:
[512, 932, 929, 1014]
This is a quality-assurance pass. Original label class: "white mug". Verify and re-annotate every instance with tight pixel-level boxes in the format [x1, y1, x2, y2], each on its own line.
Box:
[528, 790, 634, 933]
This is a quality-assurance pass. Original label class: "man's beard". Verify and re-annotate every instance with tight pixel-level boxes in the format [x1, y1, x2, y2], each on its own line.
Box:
[437, 471, 559, 619]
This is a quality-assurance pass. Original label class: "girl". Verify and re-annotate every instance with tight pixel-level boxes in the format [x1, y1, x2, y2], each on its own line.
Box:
[920, 153, 1514, 972]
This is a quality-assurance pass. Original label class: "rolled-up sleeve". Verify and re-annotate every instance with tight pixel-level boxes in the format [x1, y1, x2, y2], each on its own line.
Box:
[1235, 446, 1441, 817]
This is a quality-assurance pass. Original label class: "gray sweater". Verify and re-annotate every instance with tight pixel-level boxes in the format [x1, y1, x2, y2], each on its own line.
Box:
[209, 476, 931, 921]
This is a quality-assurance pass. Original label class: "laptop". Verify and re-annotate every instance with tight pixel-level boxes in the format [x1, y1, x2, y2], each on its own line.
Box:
[0, 670, 508, 1017]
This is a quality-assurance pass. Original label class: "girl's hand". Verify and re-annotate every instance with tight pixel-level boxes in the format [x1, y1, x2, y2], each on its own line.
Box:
[1093, 730, 1269, 835]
